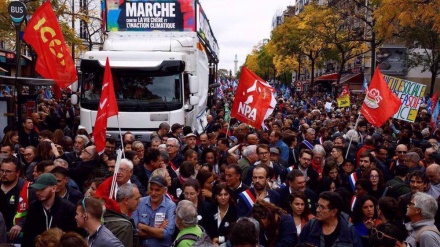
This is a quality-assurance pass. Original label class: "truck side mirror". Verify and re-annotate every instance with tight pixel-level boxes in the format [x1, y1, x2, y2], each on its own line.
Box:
[190, 95, 199, 105]
[189, 75, 198, 94]
[71, 94, 78, 105]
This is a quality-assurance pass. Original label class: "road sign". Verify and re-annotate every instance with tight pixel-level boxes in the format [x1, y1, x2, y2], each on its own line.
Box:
[8, 1, 26, 26]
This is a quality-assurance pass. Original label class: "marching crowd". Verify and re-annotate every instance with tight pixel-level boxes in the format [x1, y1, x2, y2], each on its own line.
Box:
[1, 89, 440, 247]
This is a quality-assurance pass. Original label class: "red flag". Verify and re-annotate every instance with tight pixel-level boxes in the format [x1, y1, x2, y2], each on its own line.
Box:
[93, 58, 118, 153]
[340, 85, 350, 97]
[230, 67, 276, 129]
[23, 1, 77, 89]
[361, 67, 401, 127]
[431, 92, 438, 114]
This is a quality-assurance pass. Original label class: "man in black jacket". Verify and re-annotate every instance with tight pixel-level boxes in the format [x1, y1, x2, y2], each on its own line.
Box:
[22, 173, 77, 247]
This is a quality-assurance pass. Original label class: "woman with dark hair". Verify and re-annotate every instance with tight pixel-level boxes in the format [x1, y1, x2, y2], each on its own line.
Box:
[1, 130, 21, 154]
[377, 197, 407, 238]
[351, 195, 381, 246]
[288, 191, 314, 236]
[252, 199, 297, 247]
[200, 148, 218, 173]
[363, 167, 386, 200]
[196, 170, 215, 201]
[322, 161, 342, 188]
[35, 141, 60, 161]
[211, 183, 238, 245]
[124, 150, 141, 166]
[182, 179, 219, 243]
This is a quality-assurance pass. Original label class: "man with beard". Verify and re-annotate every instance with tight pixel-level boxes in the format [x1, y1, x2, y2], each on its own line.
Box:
[237, 165, 280, 217]
[0, 158, 32, 241]
[398, 170, 430, 222]
[180, 133, 201, 157]
[22, 173, 77, 247]
[62, 134, 90, 168]
[69, 145, 98, 190]
[389, 144, 409, 175]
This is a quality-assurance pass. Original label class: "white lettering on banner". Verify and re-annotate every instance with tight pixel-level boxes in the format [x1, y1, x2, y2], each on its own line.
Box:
[126, 2, 176, 17]
[238, 102, 257, 121]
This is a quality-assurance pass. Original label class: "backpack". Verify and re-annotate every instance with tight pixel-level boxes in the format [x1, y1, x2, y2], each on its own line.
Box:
[172, 225, 214, 247]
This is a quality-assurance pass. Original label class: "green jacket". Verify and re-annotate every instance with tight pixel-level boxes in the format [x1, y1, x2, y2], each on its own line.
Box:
[104, 209, 139, 247]
[175, 225, 203, 247]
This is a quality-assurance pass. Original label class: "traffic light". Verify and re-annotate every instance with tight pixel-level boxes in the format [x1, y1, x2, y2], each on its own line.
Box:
[5, 52, 15, 64]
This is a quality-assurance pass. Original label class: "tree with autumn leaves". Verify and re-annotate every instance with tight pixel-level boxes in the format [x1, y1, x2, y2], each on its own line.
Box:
[375, 0, 440, 95]
[0, 0, 102, 66]
[245, 0, 440, 92]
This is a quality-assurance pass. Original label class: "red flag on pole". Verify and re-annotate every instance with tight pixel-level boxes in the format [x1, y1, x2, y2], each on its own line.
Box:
[93, 58, 118, 153]
[361, 67, 401, 127]
[340, 84, 350, 97]
[230, 67, 276, 129]
[23, 1, 77, 90]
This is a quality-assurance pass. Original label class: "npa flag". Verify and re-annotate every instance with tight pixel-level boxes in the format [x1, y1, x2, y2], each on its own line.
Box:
[93, 58, 118, 153]
[231, 67, 276, 129]
[361, 67, 401, 127]
[23, 1, 77, 90]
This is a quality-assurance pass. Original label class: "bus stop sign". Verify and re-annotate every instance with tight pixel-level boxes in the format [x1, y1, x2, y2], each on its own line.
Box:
[8, 1, 26, 26]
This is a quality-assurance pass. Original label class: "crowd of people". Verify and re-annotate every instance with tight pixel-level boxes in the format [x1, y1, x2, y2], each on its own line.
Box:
[0, 89, 440, 247]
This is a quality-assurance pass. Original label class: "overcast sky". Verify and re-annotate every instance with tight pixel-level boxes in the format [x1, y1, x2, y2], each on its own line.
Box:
[200, 0, 294, 76]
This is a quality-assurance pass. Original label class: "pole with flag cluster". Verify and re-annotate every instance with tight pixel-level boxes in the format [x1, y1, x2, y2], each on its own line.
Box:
[230, 67, 277, 129]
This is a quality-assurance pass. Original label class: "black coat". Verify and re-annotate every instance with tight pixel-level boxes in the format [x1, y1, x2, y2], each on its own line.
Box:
[22, 196, 78, 247]
[211, 204, 238, 243]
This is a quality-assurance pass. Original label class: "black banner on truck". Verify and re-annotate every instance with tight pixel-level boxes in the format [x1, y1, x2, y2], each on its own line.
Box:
[105, 0, 196, 32]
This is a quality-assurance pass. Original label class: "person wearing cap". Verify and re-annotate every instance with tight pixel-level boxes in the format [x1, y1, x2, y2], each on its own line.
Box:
[132, 175, 176, 247]
[180, 133, 201, 157]
[21, 173, 77, 247]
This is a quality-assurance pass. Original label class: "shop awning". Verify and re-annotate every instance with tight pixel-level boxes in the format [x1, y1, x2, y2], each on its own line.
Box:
[339, 73, 363, 84]
[0, 67, 7, 73]
[315, 73, 339, 81]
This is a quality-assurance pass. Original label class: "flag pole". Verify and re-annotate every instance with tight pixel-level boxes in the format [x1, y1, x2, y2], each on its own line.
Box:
[116, 116, 125, 158]
[345, 111, 362, 159]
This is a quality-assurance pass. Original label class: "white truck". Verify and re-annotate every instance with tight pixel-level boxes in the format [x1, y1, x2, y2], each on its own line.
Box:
[74, 0, 219, 142]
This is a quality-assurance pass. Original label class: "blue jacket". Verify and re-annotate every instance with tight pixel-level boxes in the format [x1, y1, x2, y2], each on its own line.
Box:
[299, 215, 363, 247]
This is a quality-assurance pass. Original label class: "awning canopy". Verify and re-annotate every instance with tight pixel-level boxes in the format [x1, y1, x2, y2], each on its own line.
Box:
[339, 73, 363, 84]
[0, 75, 55, 86]
[315, 73, 339, 81]
[0, 67, 7, 73]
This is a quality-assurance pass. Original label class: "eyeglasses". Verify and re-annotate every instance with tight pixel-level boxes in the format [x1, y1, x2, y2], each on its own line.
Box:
[315, 203, 329, 211]
[105, 146, 115, 150]
[82, 149, 92, 155]
[371, 227, 397, 241]
[397, 151, 407, 154]
[0, 169, 15, 175]
[407, 202, 416, 208]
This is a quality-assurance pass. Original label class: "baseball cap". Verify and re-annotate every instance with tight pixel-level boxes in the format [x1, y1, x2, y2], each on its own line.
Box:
[30, 173, 57, 190]
[149, 176, 167, 188]
[270, 148, 280, 155]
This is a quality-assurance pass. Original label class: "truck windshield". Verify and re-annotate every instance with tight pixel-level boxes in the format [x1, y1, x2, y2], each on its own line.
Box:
[80, 63, 184, 112]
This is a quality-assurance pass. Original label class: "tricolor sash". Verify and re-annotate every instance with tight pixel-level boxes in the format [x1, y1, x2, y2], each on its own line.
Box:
[239, 190, 256, 209]
[349, 172, 358, 191]
[301, 140, 314, 150]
